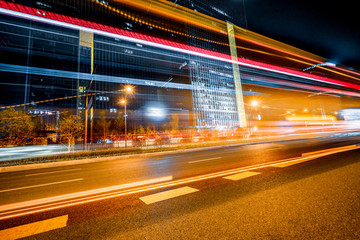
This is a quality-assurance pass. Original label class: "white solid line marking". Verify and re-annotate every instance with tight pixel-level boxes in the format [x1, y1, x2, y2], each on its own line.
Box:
[223, 171, 261, 181]
[0, 179, 83, 193]
[0, 215, 68, 240]
[188, 157, 222, 163]
[26, 168, 82, 177]
[140, 186, 199, 204]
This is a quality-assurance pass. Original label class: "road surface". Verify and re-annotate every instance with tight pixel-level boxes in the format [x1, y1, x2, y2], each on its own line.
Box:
[0, 132, 359, 239]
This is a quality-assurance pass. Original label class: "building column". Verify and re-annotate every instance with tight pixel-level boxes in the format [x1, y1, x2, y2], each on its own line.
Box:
[227, 22, 247, 128]
[78, 30, 94, 144]
[77, 30, 94, 116]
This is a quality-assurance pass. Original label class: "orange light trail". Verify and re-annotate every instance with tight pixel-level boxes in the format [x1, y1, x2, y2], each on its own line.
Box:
[112, 0, 360, 82]
[113, 0, 324, 63]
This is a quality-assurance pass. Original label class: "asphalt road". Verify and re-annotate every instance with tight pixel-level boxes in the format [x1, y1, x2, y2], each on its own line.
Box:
[0, 132, 360, 239]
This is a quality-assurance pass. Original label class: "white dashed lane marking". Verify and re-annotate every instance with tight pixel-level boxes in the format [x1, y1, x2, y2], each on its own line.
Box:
[223, 171, 261, 181]
[0, 215, 68, 240]
[140, 186, 199, 204]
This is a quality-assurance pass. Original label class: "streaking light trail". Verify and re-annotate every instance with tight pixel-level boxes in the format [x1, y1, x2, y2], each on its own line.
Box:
[1, 2, 360, 91]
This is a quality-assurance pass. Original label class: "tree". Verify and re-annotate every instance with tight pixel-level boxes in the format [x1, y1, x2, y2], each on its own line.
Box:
[0, 108, 35, 146]
[58, 112, 83, 151]
[145, 125, 154, 137]
[32, 116, 47, 145]
[33, 115, 46, 137]
[94, 110, 111, 142]
[111, 114, 125, 137]
[136, 125, 145, 134]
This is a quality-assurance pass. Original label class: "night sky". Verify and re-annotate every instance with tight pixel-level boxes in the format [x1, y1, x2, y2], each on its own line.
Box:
[212, 0, 360, 70]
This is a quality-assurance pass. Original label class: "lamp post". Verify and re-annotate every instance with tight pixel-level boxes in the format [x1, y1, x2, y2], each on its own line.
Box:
[120, 99, 127, 147]
[120, 85, 133, 148]
[248, 100, 259, 135]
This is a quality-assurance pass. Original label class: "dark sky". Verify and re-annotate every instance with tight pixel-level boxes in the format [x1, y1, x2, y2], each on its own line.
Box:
[213, 0, 360, 70]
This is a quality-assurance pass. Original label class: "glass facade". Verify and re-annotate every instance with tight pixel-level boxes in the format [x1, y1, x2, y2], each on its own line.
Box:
[0, 0, 246, 133]
[1, 0, 360, 143]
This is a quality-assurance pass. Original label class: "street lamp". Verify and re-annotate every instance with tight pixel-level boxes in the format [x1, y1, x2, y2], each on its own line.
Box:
[251, 100, 259, 107]
[125, 85, 133, 93]
[120, 85, 133, 148]
[120, 99, 127, 147]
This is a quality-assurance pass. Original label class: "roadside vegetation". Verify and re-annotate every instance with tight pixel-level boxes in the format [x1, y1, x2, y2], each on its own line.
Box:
[0, 108, 85, 148]
[0, 108, 247, 166]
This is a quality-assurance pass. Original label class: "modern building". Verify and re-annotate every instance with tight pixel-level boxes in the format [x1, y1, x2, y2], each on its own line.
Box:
[1, 0, 360, 140]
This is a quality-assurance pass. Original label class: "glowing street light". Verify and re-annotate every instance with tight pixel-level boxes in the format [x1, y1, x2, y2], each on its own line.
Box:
[251, 100, 259, 107]
[125, 85, 133, 93]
